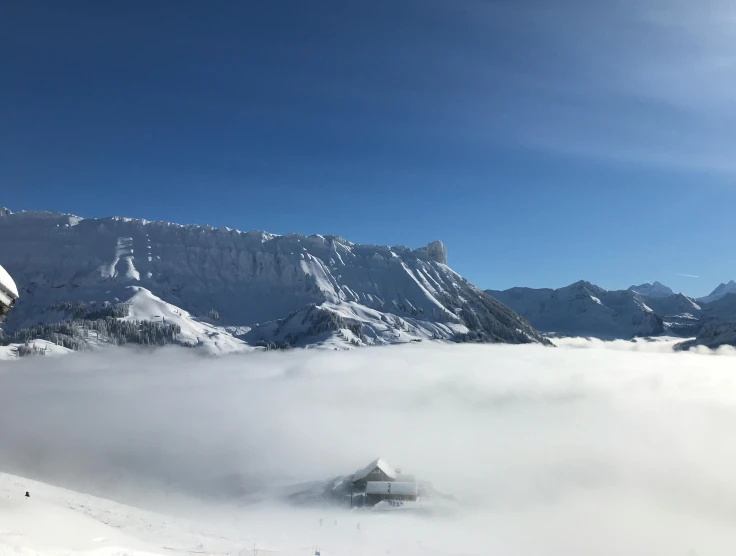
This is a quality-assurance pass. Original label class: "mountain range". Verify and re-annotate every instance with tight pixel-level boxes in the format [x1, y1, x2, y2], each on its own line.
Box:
[0, 208, 549, 354]
[3, 207, 733, 353]
[488, 280, 736, 341]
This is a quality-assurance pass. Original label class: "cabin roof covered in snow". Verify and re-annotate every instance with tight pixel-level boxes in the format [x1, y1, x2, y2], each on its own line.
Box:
[0, 264, 18, 299]
[365, 481, 418, 495]
[352, 458, 397, 482]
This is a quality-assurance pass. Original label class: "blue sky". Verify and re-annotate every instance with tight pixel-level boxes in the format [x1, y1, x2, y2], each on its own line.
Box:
[2, 0, 735, 297]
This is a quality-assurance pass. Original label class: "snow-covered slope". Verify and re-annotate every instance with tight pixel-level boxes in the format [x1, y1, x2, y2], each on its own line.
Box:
[0, 473, 164, 556]
[633, 292, 703, 336]
[122, 287, 251, 354]
[0, 208, 548, 350]
[637, 292, 701, 316]
[628, 281, 674, 298]
[487, 281, 665, 339]
[0, 471, 463, 556]
[0, 339, 72, 360]
[699, 280, 736, 303]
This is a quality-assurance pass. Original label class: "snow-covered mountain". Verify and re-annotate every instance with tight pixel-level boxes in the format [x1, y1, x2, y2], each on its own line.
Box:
[0, 208, 549, 352]
[486, 276, 736, 340]
[699, 280, 736, 303]
[698, 292, 736, 323]
[632, 292, 703, 336]
[628, 281, 674, 298]
[637, 292, 701, 316]
[675, 322, 736, 351]
[486, 281, 665, 339]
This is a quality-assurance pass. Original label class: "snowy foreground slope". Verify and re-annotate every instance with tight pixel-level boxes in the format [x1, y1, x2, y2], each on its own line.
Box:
[0, 473, 157, 556]
[0, 471, 278, 556]
[0, 471, 480, 556]
[0, 208, 548, 352]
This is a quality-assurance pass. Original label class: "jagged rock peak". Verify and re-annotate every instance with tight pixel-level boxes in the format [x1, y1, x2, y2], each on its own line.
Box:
[628, 281, 674, 298]
[417, 240, 447, 265]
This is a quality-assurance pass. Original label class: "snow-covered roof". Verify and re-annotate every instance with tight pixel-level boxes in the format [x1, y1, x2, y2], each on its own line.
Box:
[0, 264, 18, 300]
[365, 481, 418, 496]
[352, 458, 397, 482]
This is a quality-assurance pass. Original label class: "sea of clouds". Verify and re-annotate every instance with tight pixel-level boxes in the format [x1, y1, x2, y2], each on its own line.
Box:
[1, 341, 736, 554]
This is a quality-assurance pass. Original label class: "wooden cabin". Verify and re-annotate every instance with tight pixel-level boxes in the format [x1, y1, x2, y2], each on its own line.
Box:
[350, 458, 418, 507]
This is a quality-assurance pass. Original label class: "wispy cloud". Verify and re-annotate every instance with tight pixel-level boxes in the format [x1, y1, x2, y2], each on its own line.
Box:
[677, 273, 700, 278]
[459, 0, 736, 174]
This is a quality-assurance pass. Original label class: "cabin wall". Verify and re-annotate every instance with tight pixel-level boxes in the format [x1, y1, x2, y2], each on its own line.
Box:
[365, 493, 417, 506]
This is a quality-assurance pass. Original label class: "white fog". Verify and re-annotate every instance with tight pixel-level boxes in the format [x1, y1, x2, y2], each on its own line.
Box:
[1, 342, 736, 554]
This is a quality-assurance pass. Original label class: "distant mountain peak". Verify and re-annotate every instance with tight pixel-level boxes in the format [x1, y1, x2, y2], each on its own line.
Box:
[486, 281, 664, 339]
[699, 280, 736, 303]
[563, 280, 606, 295]
[628, 281, 674, 298]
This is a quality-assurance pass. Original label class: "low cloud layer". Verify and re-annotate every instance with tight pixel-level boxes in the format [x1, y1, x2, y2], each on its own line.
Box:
[2, 343, 736, 553]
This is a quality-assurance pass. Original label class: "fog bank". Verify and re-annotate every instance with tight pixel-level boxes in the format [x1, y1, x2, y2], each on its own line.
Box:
[1, 342, 736, 553]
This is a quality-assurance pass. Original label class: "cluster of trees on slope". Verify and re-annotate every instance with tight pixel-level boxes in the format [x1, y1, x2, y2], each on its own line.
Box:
[45, 300, 132, 320]
[0, 318, 182, 351]
[13, 342, 49, 357]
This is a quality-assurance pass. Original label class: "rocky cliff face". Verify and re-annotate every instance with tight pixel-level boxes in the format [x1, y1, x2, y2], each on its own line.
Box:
[0, 208, 549, 350]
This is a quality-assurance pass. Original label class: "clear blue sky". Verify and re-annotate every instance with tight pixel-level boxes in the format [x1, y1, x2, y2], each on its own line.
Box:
[2, 0, 735, 297]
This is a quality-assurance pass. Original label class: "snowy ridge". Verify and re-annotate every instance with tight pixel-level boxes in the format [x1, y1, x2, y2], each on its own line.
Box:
[487, 277, 736, 340]
[638, 293, 702, 317]
[699, 280, 736, 303]
[122, 287, 251, 354]
[0, 208, 548, 351]
[487, 281, 665, 339]
[628, 281, 674, 298]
